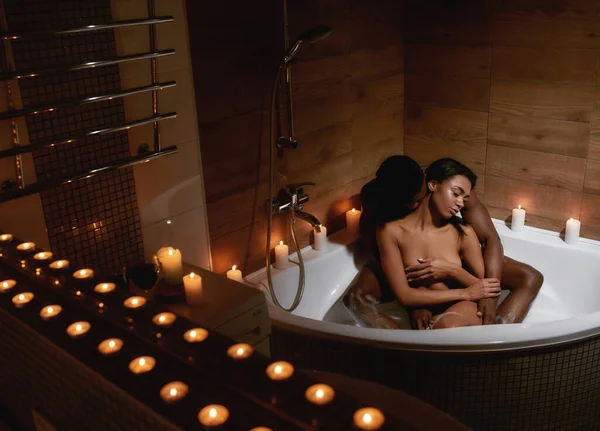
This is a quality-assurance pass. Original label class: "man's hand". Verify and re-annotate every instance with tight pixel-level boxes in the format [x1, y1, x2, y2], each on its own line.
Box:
[411, 308, 433, 330]
[478, 298, 498, 325]
[405, 257, 460, 282]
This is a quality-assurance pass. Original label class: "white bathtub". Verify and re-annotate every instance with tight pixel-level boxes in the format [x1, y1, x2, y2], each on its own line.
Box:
[246, 219, 600, 352]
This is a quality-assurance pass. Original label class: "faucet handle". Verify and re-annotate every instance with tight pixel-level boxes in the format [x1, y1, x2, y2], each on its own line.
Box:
[285, 182, 316, 195]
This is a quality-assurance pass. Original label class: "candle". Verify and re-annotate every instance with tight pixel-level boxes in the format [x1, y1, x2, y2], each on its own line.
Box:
[249, 428, 273, 431]
[274, 240, 289, 269]
[227, 343, 253, 360]
[0, 233, 13, 243]
[266, 361, 294, 381]
[73, 268, 94, 280]
[156, 247, 183, 285]
[160, 381, 189, 404]
[34, 251, 53, 261]
[346, 208, 361, 235]
[226, 265, 243, 281]
[152, 312, 177, 328]
[353, 407, 385, 430]
[94, 282, 116, 294]
[123, 296, 146, 309]
[565, 218, 581, 244]
[16, 242, 35, 252]
[183, 328, 209, 343]
[0, 279, 16, 293]
[511, 204, 526, 232]
[129, 356, 156, 374]
[66, 321, 91, 338]
[97, 338, 123, 356]
[305, 383, 335, 405]
[183, 272, 203, 306]
[40, 305, 62, 320]
[198, 405, 229, 427]
[49, 259, 69, 270]
[12, 292, 33, 307]
[313, 225, 327, 251]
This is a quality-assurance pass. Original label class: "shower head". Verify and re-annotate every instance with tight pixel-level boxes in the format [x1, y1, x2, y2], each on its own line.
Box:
[282, 26, 332, 65]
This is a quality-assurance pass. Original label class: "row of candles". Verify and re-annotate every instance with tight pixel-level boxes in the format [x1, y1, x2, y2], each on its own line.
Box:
[511, 205, 581, 244]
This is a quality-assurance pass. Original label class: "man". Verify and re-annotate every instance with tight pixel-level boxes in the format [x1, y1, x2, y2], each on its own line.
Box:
[346, 155, 542, 329]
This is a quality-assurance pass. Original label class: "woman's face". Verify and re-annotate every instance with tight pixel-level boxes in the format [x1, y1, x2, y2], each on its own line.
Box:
[428, 175, 472, 219]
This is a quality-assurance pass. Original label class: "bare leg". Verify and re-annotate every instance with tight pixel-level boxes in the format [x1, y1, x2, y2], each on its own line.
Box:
[497, 256, 543, 324]
[432, 301, 482, 329]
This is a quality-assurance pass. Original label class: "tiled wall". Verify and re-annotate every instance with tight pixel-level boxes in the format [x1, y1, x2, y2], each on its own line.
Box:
[405, 0, 600, 239]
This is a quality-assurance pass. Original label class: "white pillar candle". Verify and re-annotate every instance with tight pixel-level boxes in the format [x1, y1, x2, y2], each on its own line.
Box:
[183, 272, 203, 306]
[313, 225, 327, 251]
[565, 218, 581, 244]
[226, 265, 243, 281]
[274, 240, 289, 269]
[511, 204, 526, 232]
[346, 208, 361, 235]
[157, 247, 183, 285]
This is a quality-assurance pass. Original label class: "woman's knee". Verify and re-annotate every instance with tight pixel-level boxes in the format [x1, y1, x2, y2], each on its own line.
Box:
[432, 302, 481, 329]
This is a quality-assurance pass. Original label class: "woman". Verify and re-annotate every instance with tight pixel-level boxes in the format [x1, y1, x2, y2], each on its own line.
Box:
[377, 158, 501, 329]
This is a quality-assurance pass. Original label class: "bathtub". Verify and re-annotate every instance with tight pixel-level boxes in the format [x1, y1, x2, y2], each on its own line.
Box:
[246, 220, 600, 430]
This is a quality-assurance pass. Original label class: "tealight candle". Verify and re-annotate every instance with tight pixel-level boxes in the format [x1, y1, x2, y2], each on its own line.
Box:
[346, 208, 361, 235]
[129, 356, 156, 374]
[94, 282, 116, 294]
[183, 272, 203, 306]
[152, 312, 176, 328]
[0, 279, 16, 293]
[156, 247, 183, 285]
[160, 381, 189, 404]
[227, 343, 253, 360]
[266, 361, 294, 381]
[511, 204, 526, 232]
[0, 233, 13, 243]
[353, 407, 385, 430]
[123, 296, 146, 309]
[33, 251, 53, 261]
[73, 268, 94, 280]
[40, 305, 62, 320]
[183, 328, 209, 343]
[305, 383, 335, 405]
[12, 292, 34, 307]
[16, 241, 35, 252]
[313, 225, 328, 251]
[250, 428, 273, 431]
[226, 265, 243, 281]
[198, 405, 229, 427]
[274, 240, 289, 269]
[565, 218, 581, 244]
[66, 321, 91, 338]
[49, 259, 69, 270]
[97, 338, 123, 356]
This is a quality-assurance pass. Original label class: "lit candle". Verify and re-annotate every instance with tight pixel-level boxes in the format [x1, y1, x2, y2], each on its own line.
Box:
[160, 381, 189, 404]
[123, 296, 146, 309]
[305, 383, 335, 405]
[0, 233, 13, 243]
[353, 407, 385, 430]
[129, 356, 156, 374]
[266, 361, 294, 381]
[249, 428, 273, 431]
[183, 272, 203, 306]
[226, 265, 243, 281]
[73, 268, 94, 280]
[227, 343, 253, 360]
[34, 251, 53, 261]
[40, 305, 62, 320]
[198, 405, 229, 427]
[152, 312, 177, 328]
[66, 321, 91, 338]
[183, 328, 209, 343]
[12, 292, 33, 308]
[156, 247, 183, 285]
[0, 279, 16, 293]
[94, 282, 116, 294]
[511, 204, 526, 232]
[274, 240, 289, 269]
[97, 338, 123, 356]
[313, 225, 328, 251]
[49, 259, 70, 270]
[565, 218, 581, 244]
[346, 208, 361, 235]
[16, 242, 35, 252]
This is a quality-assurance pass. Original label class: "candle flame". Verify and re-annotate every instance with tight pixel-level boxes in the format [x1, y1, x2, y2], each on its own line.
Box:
[363, 413, 372, 424]
[169, 388, 177, 396]
[139, 358, 146, 366]
[570, 217, 574, 222]
[57, 261, 64, 267]
[236, 347, 244, 355]
[168, 248, 174, 256]
[352, 208, 356, 213]
[47, 307, 53, 313]
[274, 365, 282, 374]
[102, 283, 108, 290]
[132, 298, 138, 305]
[279, 240, 283, 246]
[209, 408, 217, 418]
[75, 324, 82, 331]
[316, 389, 324, 399]
[2, 282, 7, 288]
[190, 272, 195, 279]
[109, 340, 115, 348]
[232, 265, 237, 271]
[80, 270, 87, 276]
[190, 330, 196, 338]
[18, 294, 24, 300]
[518, 204, 521, 209]
[159, 315, 166, 322]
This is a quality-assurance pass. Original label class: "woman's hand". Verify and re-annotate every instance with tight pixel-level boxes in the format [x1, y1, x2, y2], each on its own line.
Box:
[411, 308, 433, 330]
[464, 278, 501, 301]
[405, 258, 460, 282]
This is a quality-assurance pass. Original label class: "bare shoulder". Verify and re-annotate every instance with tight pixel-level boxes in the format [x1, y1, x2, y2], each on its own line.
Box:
[377, 219, 408, 241]
[459, 223, 478, 244]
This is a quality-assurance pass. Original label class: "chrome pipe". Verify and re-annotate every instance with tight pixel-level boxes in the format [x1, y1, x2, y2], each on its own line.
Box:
[1, 16, 174, 40]
[0, 146, 178, 203]
[148, 0, 161, 152]
[282, 0, 295, 143]
[0, 81, 176, 120]
[0, 112, 177, 159]
[0, 49, 175, 80]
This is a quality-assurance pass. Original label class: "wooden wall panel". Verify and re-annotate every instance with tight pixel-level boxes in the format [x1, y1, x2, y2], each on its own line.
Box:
[405, 74, 490, 111]
[405, 44, 491, 78]
[583, 159, 600, 195]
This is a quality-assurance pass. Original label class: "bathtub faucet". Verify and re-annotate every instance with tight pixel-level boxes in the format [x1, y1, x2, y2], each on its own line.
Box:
[270, 182, 322, 232]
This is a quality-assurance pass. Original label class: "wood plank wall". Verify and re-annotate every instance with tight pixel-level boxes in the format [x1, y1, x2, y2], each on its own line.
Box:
[187, 0, 404, 274]
[405, 0, 600, 239]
